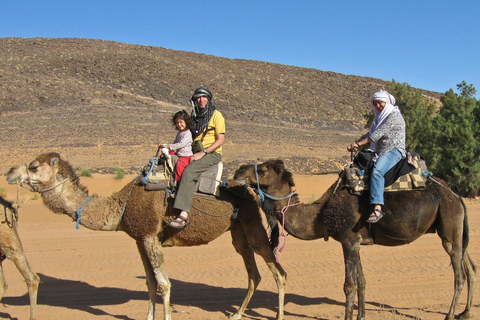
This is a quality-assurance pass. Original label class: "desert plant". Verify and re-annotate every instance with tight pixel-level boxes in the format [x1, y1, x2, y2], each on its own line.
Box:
[112, 167, 125, 180]
[79, 169, 92, 177]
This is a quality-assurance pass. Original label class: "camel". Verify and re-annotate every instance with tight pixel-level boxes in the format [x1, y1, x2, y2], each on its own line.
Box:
[233, 159, 476, 320]
[0, 196, 40, 320]
[5, 152, 288, 320]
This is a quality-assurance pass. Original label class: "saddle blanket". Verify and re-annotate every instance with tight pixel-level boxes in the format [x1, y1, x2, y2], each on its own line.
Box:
[344, 153, 427, 194]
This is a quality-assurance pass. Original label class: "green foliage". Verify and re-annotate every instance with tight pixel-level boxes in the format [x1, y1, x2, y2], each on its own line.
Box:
[112, 167, 125, 180]
[430, 83, 480, 196]
[0, 187, 7, 198]
[386, 80, 480, 196]
[79, 169, 92, 177]
[388, 80, 438, 159]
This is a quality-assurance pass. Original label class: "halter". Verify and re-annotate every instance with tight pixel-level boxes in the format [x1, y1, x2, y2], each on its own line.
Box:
[253, 163, 298, 262]
[254, 164, 295, 202]
[19, 163, 70, 194]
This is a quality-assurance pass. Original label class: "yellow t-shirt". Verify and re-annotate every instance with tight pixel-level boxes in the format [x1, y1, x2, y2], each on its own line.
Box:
[194, 110, 225, 155]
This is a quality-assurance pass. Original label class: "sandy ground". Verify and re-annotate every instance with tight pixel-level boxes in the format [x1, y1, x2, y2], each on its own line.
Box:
[0, 173, 479, 320]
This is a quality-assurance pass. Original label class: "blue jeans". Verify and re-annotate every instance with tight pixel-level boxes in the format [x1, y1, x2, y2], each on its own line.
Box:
[370, 148, 403, 205]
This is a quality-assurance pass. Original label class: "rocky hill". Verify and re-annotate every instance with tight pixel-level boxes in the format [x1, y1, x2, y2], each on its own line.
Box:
[0, 37, 441, 175]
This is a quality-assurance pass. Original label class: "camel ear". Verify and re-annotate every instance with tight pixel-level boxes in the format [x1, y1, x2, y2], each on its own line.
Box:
[50, 157, 59, 168]
[273, 160, 285, 173]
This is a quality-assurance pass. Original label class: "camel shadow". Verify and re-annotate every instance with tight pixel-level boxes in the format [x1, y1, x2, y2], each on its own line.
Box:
[0, 273, 448, 320]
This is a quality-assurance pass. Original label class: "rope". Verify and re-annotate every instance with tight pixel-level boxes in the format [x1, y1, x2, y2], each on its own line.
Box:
[254, 164, 295, 202]
[140, 156, 159, 185]
[273, 196, 300, 263]
[73, 195, 91, 229]
[116, 173, 142, 231]
[422, 170, 460, 198]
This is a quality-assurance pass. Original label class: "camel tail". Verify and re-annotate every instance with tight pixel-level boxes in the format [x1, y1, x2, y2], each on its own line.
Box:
[461, 198, 469, 256]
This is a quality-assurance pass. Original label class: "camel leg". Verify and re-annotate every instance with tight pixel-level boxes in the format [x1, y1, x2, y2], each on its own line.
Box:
[230, 224, 287, 320]
[10, 249, 40, 320]
[341, 234, 363, 320]
[137, 236, 172, 320]
[458, 251, 476, 319]
[0, 261, 7, 301]
[355, 252, 366, 319]
[230, 226, 261, 320]
[442, 239, 465, 320]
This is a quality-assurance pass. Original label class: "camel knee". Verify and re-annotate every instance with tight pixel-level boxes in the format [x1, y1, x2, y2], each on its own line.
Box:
[27, 273, 40, 292]
[157, 280, 171, 297]
[0, 282, 6, 301]
[343, 281, 357, 298]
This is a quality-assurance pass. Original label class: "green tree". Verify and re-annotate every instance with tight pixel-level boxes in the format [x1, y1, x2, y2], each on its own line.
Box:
[369, 80, 480, 196]
[432, 82, 480, 196]
[387, 80, 438, 161]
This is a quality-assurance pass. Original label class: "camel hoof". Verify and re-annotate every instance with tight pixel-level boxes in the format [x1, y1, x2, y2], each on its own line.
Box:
[229, 313, 242, 320]
[457, 310, 473, 319]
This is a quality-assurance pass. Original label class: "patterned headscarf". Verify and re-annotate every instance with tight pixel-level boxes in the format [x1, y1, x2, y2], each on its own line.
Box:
[369, 90, 400, 151]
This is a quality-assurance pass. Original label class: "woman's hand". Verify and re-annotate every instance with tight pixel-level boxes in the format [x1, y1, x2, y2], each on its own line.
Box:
[347, 142, 359, 152]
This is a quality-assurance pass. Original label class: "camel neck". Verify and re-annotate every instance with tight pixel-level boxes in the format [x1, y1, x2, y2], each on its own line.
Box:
[42, 180, 122, 231]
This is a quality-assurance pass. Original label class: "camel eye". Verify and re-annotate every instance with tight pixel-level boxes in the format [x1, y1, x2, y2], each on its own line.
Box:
[28, 162, 39, 172]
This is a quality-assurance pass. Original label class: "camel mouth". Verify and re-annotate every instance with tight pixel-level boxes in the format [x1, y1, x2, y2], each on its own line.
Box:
[5, 174, 21, 185]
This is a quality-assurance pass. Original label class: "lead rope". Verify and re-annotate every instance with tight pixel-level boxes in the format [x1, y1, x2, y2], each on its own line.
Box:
[73, 195, 91, 229]
[422, 170, 460, 198]
[273, 196, 300, 263]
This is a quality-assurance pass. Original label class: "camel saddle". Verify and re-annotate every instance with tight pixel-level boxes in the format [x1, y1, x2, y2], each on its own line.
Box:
[343, 151, 427, 195]
[142, 154, 225, 196]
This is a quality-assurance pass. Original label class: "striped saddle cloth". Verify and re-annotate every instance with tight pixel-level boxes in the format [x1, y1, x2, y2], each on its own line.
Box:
[344, 153, 427, 194]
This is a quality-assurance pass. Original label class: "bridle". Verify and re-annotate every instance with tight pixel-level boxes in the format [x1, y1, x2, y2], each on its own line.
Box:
[254, 164, 295, 202]
[16, 163, 70, 194]
[252, 164, 300, 262]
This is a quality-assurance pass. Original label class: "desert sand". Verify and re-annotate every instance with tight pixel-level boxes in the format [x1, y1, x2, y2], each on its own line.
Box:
[0, 173, 478, 320]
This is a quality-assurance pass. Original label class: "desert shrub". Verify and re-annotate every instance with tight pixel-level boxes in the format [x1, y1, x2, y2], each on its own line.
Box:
[112, 167, 125, 180]
[79, 169, 92, 177]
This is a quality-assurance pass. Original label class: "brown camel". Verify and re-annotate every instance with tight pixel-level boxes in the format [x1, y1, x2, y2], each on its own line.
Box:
[5, 152, 288, 320]
[233, 159, 476, 320]
[0, 196, 40, 320]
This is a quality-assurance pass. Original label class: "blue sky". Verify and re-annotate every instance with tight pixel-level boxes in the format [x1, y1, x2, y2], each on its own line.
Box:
[1, 1, 479, 97]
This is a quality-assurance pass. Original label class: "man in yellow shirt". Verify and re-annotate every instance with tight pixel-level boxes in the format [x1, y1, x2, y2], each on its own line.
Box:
[167, 87, 225, 228]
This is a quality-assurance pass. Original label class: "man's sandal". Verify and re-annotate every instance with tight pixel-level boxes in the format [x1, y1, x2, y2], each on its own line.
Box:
[166, 215, 190, 229]
[366, 208, 385, 224]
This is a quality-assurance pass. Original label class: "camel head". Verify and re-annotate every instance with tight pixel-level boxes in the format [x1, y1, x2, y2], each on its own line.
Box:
[233, 160, 295, 190]
[6, 152, 80, 193]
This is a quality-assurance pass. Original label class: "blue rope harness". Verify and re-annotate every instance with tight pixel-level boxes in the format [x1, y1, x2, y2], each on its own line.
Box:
[140, 156, 159, 185]
[73, 195, 91, 229]
[254, 164, 294, 202]
[422, 170, 460, 198]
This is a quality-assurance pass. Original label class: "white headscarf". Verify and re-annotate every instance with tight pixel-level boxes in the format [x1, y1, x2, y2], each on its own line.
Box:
[369, 90, 400, 151]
